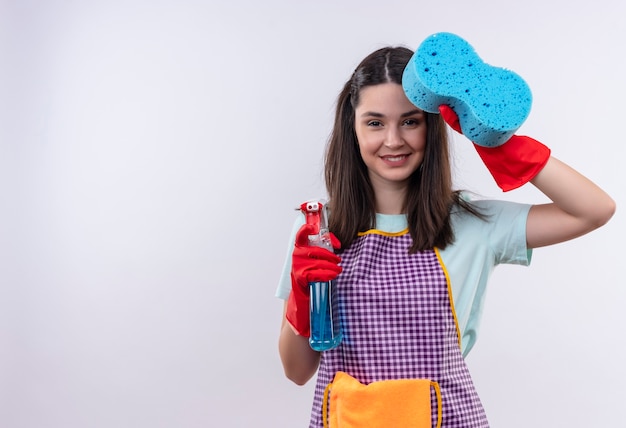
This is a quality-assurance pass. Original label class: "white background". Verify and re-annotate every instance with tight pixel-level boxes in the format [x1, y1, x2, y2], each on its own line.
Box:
[1, 0, 624, 427]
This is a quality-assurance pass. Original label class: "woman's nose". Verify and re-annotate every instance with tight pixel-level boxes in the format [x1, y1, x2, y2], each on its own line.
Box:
[384, 127, 404, 148]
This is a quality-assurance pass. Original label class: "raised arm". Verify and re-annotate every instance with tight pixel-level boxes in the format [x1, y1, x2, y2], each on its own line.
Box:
[434, 106, 615, 247]
[401, 32, 615, 246]
[526, 156, 615, 249]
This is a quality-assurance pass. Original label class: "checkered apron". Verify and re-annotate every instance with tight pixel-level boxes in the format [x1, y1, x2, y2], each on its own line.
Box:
[309, 232, 489, 427]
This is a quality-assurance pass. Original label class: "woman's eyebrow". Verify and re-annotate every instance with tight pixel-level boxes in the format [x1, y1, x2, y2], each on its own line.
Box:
[359, 111, 384, 118]
[360, 109, 424, 118]
[401, 109, 424, 118]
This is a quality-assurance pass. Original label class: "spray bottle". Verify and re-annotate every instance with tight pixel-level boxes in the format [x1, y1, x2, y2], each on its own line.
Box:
[300, 200, 342, 351]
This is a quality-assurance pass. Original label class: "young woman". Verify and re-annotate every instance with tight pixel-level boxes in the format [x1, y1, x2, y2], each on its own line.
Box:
[276, 46, 615, 427]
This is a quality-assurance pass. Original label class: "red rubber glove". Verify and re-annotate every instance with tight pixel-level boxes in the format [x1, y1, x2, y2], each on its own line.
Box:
[439, 105, 551, 192]
[285, 223, 342, 337]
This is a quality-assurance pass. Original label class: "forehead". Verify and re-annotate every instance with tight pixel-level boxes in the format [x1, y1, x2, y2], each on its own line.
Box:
[355, 83, 421, 115]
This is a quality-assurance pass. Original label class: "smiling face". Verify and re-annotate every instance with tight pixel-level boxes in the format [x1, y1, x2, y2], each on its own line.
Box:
[354, 83, 427, 197]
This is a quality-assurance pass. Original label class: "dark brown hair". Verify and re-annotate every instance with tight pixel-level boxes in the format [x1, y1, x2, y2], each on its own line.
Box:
[325, 46, 481, 253]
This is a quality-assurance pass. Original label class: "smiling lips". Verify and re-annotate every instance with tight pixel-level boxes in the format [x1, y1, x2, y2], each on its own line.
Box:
[380, 154, 410, 165]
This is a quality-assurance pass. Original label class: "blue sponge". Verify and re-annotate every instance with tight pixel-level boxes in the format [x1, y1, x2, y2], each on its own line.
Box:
[402, 32, 532, 147]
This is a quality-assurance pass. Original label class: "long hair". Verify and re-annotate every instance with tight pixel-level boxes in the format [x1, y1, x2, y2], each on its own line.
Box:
[325, 46, 480, 253]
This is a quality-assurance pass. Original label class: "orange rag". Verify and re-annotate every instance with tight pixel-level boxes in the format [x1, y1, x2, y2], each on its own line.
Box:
[323, 371, 442, 428]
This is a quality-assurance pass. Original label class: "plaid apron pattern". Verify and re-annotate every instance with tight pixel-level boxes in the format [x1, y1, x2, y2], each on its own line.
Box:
[309, 232, 489, 427]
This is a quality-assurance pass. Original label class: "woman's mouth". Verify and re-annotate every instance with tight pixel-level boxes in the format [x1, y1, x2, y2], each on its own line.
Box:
[381, 154, 409, 165]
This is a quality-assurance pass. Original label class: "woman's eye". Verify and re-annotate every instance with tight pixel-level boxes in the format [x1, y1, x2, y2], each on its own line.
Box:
[403, 119, 419, 126]
[367, 120, 383, 127]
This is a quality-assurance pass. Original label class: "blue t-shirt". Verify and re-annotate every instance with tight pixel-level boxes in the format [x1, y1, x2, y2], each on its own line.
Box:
[275, 198, 532, 356]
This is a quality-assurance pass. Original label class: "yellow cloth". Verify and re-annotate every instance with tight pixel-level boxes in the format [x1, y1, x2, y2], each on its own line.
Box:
[323, 371, 442, 428]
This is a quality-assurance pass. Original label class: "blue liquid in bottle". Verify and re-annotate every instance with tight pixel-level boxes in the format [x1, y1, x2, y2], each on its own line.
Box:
[309, 280, 342, 351]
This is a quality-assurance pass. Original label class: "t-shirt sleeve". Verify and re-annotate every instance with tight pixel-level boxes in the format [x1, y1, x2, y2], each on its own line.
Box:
[480, 199, 532, 266]
[275, 214, 305, 300]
